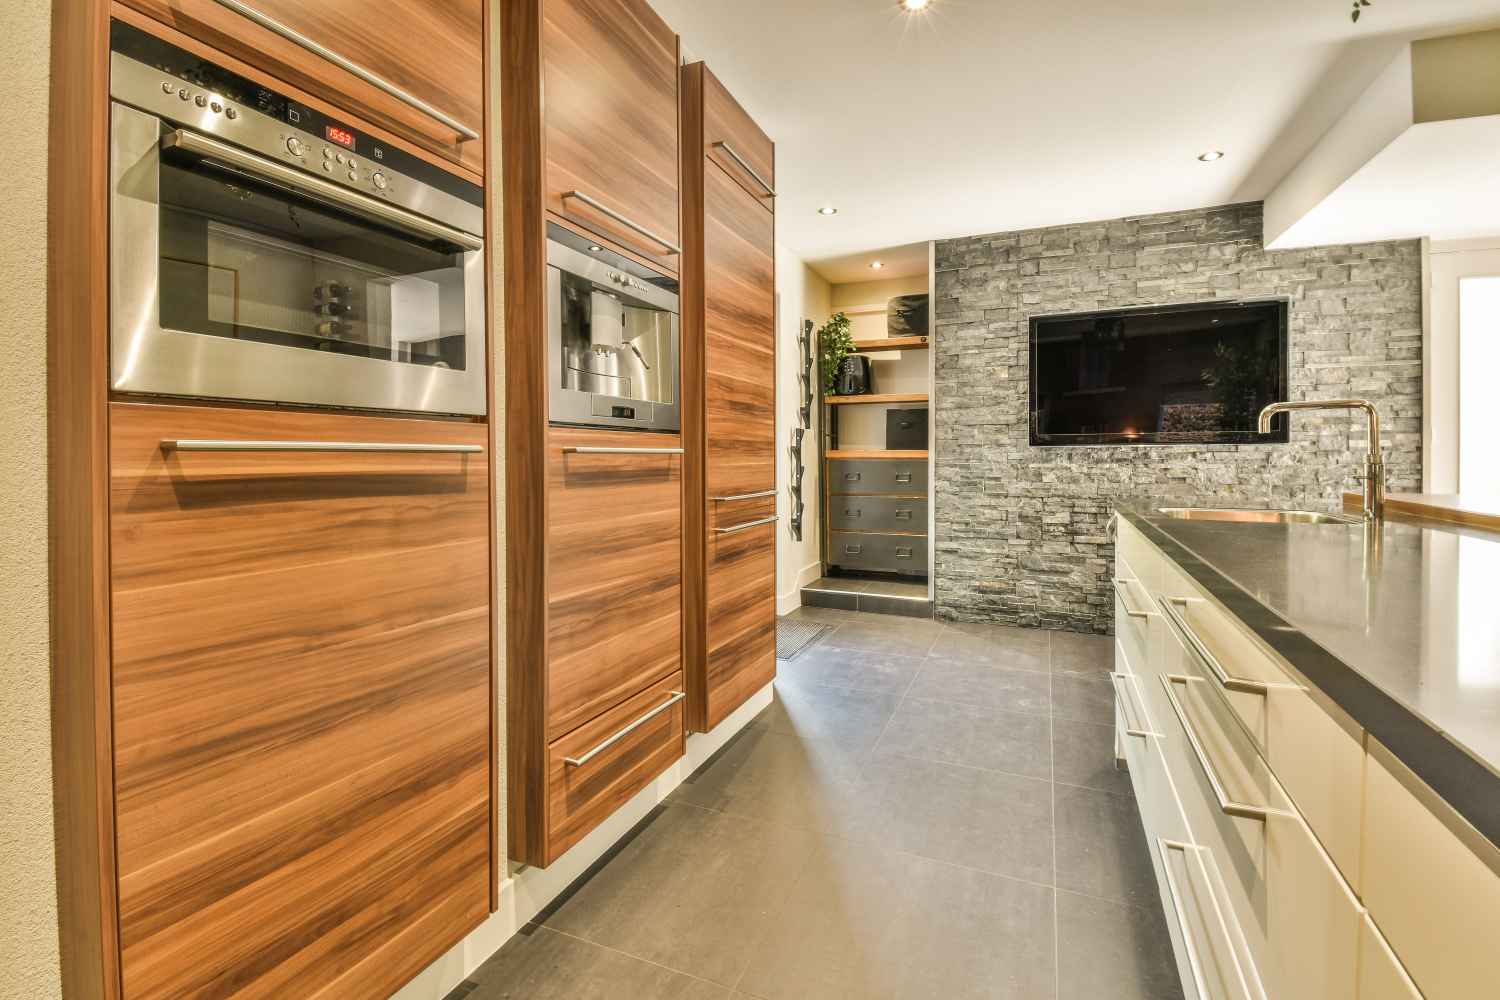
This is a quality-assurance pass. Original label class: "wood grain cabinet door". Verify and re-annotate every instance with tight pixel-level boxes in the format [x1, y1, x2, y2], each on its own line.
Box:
[702, 70, 775, 210]
[542, 0, 680, 273]
[108, 402, 491, 1000]
[120, 0, 485, 174]
[702, 155, 776, 731]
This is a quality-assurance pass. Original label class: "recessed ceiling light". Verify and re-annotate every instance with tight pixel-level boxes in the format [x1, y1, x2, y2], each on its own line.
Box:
[817, 205, 838, 216]
[1198, 150, 1225, 162]
[870, 260, 885, 270]
[588, 244, 603, 251]
[899, 0, 931, 10]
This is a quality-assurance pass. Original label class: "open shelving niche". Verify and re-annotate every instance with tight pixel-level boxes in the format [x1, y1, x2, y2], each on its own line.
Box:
[817, 280, 936, 604]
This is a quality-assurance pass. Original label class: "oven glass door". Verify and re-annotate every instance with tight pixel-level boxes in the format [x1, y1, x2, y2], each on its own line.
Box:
[110, 103, 486, 415]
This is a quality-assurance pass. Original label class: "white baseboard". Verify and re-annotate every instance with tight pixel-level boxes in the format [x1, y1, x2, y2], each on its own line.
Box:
[776, 559, 823, 615]
[390, 682, 775, 1000]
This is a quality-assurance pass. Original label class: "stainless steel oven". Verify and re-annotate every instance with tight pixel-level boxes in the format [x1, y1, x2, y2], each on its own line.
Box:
[548, 225, 680, 432]
[107, 21, 487, 416]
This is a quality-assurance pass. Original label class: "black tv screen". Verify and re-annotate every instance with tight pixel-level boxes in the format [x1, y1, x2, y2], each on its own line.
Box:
[1029, 299, 1290, 446]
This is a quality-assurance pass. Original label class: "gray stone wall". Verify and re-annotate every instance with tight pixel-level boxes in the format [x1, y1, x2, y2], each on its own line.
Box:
[932, 202, 1422, 633]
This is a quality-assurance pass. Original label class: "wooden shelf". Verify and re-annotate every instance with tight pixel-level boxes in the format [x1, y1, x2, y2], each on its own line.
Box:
[852, 336, 929, 352]
[824, 393, 928, 406]
[826, 450, 928, 460]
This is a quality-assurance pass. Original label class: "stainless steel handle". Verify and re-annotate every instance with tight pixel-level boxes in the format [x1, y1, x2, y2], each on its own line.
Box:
[207, 0, 479, 141]
[563, 691, 685, 767]
[162, 129, 484, 251]
[844, 545, 863, 554]
[715, 514, 778, 535]
[895, 473, 913, 483]
[711, 489, 776, 502]
[1158, 839, 1267, 1000]
[162, 439, 483, 453]
[1161, 675, 1270, 822]
[562, 446, 685, 455]
[1161, 597, 1269, 696]
[711, 141, 777, 197]
[1112, 578, 1153, 619]
[1109, 672, 1157, 738]
[561, 190, 683, 255]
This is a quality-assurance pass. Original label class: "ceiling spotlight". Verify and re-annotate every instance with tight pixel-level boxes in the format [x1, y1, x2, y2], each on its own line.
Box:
[899, 0, 931, 10]
[1198, 150, 1225, 162]
[870, 260, 885, 270]
[817, 205, 838, 216]
[588, 244, 603, 251]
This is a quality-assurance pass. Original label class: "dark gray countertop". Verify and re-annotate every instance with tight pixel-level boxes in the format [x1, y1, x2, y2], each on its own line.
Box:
[1117, 501, 1500, 849]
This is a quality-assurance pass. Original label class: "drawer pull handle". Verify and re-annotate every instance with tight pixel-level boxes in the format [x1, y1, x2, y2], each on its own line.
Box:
[207, 0, 479, 141]
[844, 545, 863, 555]
[564, 691, 686, 767]
[711, 141, 777, 197]
[1161, 675, 1270, 822]
[896, 547, 912, 559]
[562, 446, 685, 455]
[1158, 839, 1268, 1000]
[895, 509, 913, 519]
[162, 439, 483, 453]
[895, 473, 913, 483]
[845, 509, 862, 517]
[1161, 597, 1269, 696]
[711, 489, 776, 502]
[560, 190, 683, 255]
[1109, 672, 1157, 738]
[715, 514, 778, 535]
[1112, 578, 1153, 619]
[844, 472, 862, 482]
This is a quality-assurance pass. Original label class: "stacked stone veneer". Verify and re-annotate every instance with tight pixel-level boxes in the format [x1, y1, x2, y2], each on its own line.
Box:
[932, 202, 1422, 633]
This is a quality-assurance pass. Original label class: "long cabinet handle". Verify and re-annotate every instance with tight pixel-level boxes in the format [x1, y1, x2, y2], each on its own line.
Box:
[562, 446, 684, 455]
[1109, 672, 1157, 738]
[207, 0, 479, 141]
[1160, 597, 1269, 696]
[564, 691, 685, 767]
[561, 190, 683, 255]
[714, 515, 778, 535]
[162, 130, 484, 251]
[162, 439, 483, 453]
[1112, 578, 1153, 619]
[711, 489, 777, 502]
[1160, 675, 1270, 822]
[711, 141, 777, 197]
[1158, 839, 1268, 1000]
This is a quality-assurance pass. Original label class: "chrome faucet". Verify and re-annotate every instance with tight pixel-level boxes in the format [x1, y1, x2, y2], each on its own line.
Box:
[1257, 399, 1385, 520]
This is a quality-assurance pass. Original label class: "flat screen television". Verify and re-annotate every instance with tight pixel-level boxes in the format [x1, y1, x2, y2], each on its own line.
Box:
[1029, 299, 1289, 446]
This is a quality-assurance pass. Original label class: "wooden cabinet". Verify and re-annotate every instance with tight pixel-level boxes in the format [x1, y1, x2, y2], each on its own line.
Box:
[543, 0, 681, 273]
[119, 0, 485, 175]
[108, 402, 491, 999]
[681, 62, 777, 733]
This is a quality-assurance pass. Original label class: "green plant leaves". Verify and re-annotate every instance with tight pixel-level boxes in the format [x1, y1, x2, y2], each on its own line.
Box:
[817, 312, 855, 395]
[1351, 0, 1372, 23]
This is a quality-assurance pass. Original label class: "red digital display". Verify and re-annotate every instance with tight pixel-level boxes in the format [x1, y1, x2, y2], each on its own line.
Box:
[325, 125, 356, 149]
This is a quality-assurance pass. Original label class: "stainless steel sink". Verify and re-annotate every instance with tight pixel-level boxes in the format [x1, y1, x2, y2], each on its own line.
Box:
[1155, 507, 1363, 525]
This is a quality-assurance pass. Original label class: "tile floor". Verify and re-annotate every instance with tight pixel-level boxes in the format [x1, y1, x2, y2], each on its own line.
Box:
[804, 576, 930, 599]
[454, 609, 1183, 1000]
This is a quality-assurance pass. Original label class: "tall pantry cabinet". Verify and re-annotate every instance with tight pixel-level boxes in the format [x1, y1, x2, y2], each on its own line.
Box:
[680, 62, 778, 733]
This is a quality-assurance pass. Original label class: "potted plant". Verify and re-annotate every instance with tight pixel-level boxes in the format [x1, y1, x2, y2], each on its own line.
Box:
[817, 312, 856, 395]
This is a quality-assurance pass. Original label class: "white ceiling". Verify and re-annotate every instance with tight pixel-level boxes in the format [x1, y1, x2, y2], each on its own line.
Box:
[655, 0, 1500, 278]
[813, 241, 929, 283]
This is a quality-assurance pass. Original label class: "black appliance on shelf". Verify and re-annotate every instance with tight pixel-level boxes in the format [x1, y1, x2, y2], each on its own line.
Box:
[835, 355, 873, 395]
[886, 408, 928, 450]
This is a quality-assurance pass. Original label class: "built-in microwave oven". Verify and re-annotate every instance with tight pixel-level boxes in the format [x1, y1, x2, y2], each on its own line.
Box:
[547, 224, 680, 432]
[107, 21, 487, 416]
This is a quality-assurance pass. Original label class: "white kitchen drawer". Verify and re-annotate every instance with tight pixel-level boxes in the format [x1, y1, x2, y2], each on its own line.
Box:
[1156, 837, 1269, 1000]
[1153, 558, 1365, 889]
[1113, 572, 1153, 678]
[1357, 913, 1422, 1000]
[1117, 516, 1165, 591]
[1362, 745, 1500, 1000]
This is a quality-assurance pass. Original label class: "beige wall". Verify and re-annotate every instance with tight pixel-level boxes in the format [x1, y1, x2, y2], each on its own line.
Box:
[0, 1, 61, 998]
[827, 273, 930, 450]
[774, 248, 831, 610]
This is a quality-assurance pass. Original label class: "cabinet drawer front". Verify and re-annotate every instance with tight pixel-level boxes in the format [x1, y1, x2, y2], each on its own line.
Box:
[701, 65, 774, 207]
[829, 496, 928, 533]
[547, 672, 686, 864]
[548, 428, 683, 741]
[828, 531, 927, 575]
[109, 402, 491, 999]
[828, 458, 928, 495]
[1358, 915, 1423, 1000]
[1113, 556, 1153, 676]
[706, 520, 775, 730]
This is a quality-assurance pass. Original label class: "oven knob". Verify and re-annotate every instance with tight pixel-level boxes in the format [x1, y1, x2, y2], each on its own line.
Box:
[161, 81, 175, 94]
[371, 171, 388, 190]
[225, 107, 238, 120]
[347, 170, 357, 181]
[210, 101, 222, 113]
[285, 136, 305, 157]
[177, 88, 191, 101]
[194, 94, 208, 108]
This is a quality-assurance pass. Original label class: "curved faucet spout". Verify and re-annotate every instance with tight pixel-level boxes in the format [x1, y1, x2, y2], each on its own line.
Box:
[1256, 399, 1384, 520]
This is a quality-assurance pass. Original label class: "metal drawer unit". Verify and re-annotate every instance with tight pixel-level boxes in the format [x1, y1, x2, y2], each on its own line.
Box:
[829, 496, 928, 533]
[828, 532, 927, 576]
[828, 458, 928, 495]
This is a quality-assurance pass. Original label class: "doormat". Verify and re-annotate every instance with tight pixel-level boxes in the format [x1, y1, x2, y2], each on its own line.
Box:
[776, 619, 832, 661]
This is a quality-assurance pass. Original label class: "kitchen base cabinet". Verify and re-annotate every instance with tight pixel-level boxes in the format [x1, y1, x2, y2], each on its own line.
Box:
[109, 402, 491, 999]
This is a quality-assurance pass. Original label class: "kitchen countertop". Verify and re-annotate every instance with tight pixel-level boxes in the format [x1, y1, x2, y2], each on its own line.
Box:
[1343, 490, 1500, 532]
[1118, 500, 1500, 850]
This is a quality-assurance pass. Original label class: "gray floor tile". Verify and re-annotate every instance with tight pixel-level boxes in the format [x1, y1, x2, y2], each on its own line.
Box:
[1052, 631, 1114, 675]
[1053, 783, 1159, 908]
[543, 804, 812, 986]
[1057, 891, 1184, 1000]
[906, 656, 1052, 716]
[929, 623, 1050, 671]
[818, 621, 942, 659]
[738, 837, 1056, 1000]
[877, 698, 1052, 779]
[852, 753, 1054, 883]
[1051, 673, 1115, 725]
[461, 924, 729, 1000]
[776, 643, 922, 696]
[1052, 718, 1133, 796]
[759, 676, 903, 751]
